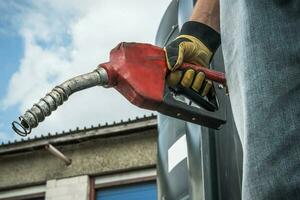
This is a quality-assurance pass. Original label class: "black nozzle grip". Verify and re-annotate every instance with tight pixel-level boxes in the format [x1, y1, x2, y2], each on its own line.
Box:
[170, 85, 217, 112]
[157, 82, 226, 129]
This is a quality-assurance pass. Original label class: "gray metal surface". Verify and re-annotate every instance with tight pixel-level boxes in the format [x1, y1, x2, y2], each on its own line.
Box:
[178, 0, 194, 29]
[12, 68, 108, 136]
[155, 0, 179, 47]
[157, 116, 190, 200]
[211, 48, 243, 200]
[155, 0, 243, 199]
[156, 1, 198, 200]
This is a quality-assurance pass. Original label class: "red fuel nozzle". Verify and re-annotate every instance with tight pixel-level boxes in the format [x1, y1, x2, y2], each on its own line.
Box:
[12, 42, 227, 136]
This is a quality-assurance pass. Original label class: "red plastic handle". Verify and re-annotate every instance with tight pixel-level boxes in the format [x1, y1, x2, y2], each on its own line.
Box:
[181, 63, 226, 85]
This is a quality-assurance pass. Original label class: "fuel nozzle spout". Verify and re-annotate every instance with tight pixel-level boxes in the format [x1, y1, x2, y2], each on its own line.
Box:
[12, 67, 108, 137]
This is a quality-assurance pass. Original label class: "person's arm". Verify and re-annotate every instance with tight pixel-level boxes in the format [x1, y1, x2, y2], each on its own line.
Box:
[190, 0, 220, 32]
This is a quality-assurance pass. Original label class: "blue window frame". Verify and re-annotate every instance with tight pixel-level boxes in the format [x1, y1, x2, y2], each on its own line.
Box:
[96, 181, 157, 200]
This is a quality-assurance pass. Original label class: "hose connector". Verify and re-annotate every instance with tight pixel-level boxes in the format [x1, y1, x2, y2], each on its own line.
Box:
[12, 67, 108, 136]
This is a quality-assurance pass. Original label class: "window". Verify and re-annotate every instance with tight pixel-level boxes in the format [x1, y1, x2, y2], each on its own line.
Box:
[94, 168, 157, 200]
[96, 181, 157, 200]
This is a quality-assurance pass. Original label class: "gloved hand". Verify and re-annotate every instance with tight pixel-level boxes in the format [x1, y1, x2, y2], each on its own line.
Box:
[164, 21, 220, 96]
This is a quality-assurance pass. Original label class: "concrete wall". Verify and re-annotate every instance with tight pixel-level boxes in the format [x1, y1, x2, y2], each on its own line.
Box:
[45, 176, 89, 200]
[0, 130, 157, 190]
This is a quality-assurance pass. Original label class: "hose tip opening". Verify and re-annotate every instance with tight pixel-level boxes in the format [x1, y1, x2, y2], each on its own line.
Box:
[12, 117, 31, 137]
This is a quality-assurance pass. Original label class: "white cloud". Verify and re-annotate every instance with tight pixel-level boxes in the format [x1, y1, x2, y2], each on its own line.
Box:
[2, 0, 170, 137]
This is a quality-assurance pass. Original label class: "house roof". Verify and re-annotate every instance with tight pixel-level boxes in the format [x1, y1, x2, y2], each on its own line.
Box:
[0, 114, 157, 155]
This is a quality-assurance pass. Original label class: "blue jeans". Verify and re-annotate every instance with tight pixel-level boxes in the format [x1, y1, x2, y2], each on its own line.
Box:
[220, 0, 300, 199]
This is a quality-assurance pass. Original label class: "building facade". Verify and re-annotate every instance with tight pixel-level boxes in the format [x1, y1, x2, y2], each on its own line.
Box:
[0, 115, 157, 200]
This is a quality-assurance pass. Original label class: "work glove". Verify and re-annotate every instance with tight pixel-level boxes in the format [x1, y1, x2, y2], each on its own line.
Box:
[164, 21, 220, 96]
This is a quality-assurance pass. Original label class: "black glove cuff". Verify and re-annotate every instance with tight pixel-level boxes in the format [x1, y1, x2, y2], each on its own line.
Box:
[180, 21, 221, 53]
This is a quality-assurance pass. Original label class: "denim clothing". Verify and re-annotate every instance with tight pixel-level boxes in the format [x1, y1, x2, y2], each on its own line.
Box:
[220, 1, 300, 199]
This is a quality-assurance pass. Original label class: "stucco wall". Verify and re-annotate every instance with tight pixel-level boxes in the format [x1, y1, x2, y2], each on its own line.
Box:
[0, 130, 157, 189]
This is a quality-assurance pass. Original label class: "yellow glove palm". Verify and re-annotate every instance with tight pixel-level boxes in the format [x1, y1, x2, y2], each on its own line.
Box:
[164, 21, 220, 97]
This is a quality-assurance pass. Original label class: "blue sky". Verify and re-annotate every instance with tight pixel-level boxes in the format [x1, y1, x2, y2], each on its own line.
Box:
[0, 0, 170, 143]
[0, 1, 25, 142]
